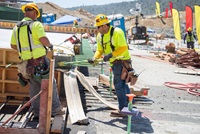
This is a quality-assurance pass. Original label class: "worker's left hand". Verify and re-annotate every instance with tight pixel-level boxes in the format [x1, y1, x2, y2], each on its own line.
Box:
[88, 58, 99, 66]
[103, 53, 112, 62]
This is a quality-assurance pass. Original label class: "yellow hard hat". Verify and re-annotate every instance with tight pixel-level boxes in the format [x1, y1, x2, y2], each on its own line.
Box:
[187, 27, 192, 32]
[94, 14, 111, 27]
[21, 3, 40, 18]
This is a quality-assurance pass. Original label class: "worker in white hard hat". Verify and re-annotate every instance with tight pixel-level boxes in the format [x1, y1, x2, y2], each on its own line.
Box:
[10, 3, 64, 120]
[183, 27, 197, 49]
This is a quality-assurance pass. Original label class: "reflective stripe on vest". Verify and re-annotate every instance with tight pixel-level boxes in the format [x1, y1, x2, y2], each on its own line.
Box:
[13, 21, 44, 56]
[186, 34, 194, 42]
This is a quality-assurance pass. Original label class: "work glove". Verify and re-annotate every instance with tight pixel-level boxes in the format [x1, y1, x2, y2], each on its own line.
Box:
[103, 53, 113, 62]
[49, 44, 53, 51]
[87, 58, 99, 66]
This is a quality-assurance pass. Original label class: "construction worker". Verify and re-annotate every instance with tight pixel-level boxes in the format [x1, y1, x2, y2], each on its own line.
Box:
[73, 19, 78, 27]
[90, 14, 134, 117]
[10, 3, 64, 120]
[183, 27, 197, 49]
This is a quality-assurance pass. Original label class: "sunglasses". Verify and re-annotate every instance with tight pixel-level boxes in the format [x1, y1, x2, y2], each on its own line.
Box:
[97, 26, 102, 29]
[25, 8, 35, 12]
[96, 16, 108, 23]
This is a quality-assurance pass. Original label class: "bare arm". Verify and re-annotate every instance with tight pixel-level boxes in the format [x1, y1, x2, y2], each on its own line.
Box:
[39, 36, 52, 47]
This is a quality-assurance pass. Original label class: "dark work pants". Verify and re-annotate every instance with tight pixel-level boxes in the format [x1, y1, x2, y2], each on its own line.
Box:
[187, 42, 194, 49]
[111, 62, 130, 111]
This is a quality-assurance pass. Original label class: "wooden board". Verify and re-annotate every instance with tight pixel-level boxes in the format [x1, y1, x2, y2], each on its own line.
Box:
[51, 107, 67, 133]
[129, 84, 150, 96]
[174, 70, 200, 75]
[75, 70, 118, 110]
[99, 74, 115, 89]
[64, 71, 88, 124]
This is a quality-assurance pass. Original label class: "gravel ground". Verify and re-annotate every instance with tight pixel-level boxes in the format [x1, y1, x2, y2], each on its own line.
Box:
[65, 40, 200, 134]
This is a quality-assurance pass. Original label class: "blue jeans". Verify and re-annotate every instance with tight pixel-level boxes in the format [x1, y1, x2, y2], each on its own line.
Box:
[112, 62, 130, 111]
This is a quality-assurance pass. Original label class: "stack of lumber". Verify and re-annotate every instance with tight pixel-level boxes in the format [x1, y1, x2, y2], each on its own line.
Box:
[176, 48, 200, 68]
[156, 47, 200, 68]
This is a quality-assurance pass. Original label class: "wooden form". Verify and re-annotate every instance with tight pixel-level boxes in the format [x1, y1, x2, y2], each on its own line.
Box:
[0, 48, 62, 104]
[0, 59, 65, 133]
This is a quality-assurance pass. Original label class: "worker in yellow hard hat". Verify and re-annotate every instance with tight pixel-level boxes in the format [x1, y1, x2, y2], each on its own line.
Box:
[89, 14, 136, 117]
[21, 2, 40, 18]
[73, 19, 78, 27]
[183, 27, 197, 49]
[10, 3, 64, 120]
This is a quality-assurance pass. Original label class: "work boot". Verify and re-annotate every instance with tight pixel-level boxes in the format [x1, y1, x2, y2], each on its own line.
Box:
[55, 108, 65, 115]
[110, 110, 126, 117]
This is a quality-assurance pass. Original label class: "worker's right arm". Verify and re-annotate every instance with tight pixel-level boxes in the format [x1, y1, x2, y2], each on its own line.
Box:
[39, 36, 52, 48]
[35, 22, 53, 48]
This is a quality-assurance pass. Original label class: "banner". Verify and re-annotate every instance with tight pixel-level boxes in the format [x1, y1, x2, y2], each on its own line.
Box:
[194, 5, 200, 44]
[185, 6, 193, 32]
[165, 8, 168, 18]
[172, 8, 181, 40]
[156, 2, 160, 17]
[169, 1, 173, 17]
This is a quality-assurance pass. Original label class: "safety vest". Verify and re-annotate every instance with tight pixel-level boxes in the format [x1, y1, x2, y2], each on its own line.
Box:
[97, 26, 131, 63]
[13, 20, 44, 59]
[186, 33, 195, 42]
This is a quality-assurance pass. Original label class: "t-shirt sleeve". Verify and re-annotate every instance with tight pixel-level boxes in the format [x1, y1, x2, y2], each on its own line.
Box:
[10, 27, 17, 45]
[34, 22, 46, 38]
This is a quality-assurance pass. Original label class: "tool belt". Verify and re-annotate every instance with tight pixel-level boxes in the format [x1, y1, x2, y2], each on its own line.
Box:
[26, 56, 50, 82]
[113, 59, 137, 85]
[26, 56, 46, 75]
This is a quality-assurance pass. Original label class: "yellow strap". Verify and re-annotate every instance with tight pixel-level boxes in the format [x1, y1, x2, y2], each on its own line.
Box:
[112, 46, 128, 57]
[94, 50, 103, 59]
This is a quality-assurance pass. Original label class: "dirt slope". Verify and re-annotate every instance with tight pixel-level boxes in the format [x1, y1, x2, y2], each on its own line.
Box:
[36, 2, 94, 26]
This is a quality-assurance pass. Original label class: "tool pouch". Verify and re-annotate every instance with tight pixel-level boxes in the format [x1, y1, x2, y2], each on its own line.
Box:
[122, 60, 133, 71]
[121, 66, 128, 80]
[26, 59, 35, 75]
[17, 73, 28, 87]
[126, 71, 138, 85]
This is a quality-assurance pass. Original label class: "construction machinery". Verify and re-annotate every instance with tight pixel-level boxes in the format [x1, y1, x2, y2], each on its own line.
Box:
[128, 3, 149, 44]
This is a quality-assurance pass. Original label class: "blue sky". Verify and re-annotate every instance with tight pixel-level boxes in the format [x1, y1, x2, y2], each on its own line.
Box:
[33, 0, 132, 8]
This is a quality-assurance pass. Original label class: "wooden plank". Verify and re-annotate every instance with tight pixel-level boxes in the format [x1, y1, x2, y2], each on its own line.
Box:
[129, 85, 150, 96]
[64, 71, 88, 124]
[77, 130, 86, 134]
[75, 70, 118, 110]
[39, 79, 49, 134]
[39, 59, 54, 134]
[51, 107, 67, 133]
[174, 70, 199, 75]
[0, 128, 39, 134]
[99, 74, 115, 89]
